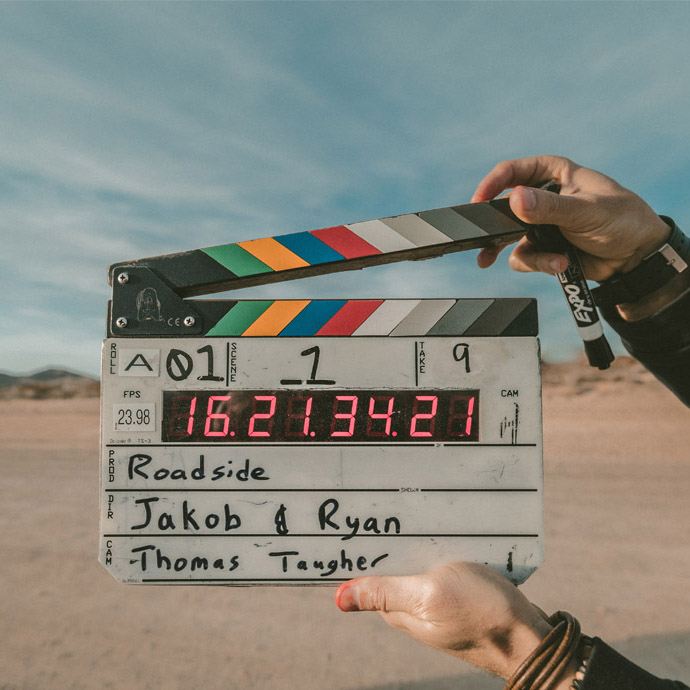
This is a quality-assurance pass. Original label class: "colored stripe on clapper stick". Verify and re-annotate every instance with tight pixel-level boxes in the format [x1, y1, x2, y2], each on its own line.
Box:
[242, 300, 311, 336]
[279, 300, 346, 336]
[237, 238, 310, 271]
[310, 226, 381, 259]
[315, 300, 383, 336]
[276, 232, 345, 265]
[205, 301, 273, 336]
[202, 244, 273, 277]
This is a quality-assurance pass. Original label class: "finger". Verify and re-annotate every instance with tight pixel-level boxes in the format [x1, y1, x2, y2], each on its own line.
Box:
[508, 237, 568, 275]
[334, 574, 422, 613]
[476, 246, 503, 268]
[471, 155, 574, 202]
[477, 237, 518, 268]
[509, 185, 591, 230]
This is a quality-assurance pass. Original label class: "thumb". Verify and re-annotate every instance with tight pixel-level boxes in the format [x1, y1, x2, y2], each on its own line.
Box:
[335, 574, 420, 613]
[510, 186, 590, 230]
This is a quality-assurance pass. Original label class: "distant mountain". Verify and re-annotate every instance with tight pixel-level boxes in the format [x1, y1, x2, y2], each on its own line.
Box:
[0, 372, 17, 387]
[0, 368, 95, 387]
[0, 368, 99, 399]
[28, 368, 89, 382]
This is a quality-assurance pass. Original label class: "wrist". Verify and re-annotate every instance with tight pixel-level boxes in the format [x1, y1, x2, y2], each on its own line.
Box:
[592, 216, 690, 319]
[498, 617, 554, 679]
[617, 215, 672, 274]
[502, 612, 585, 690]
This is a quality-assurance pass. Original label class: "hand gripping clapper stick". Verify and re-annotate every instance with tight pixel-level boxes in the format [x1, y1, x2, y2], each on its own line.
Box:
[100, 199, 545, 586]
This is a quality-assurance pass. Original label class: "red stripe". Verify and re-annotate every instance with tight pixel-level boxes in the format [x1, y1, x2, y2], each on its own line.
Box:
[316, 300, 383, 336]
[310, 226, 381, 259]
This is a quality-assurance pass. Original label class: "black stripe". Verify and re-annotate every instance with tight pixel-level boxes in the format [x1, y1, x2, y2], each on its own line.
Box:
[452, 199, 528, 237]
[418, 208, 489, 241]
[463, 299, 537, 336]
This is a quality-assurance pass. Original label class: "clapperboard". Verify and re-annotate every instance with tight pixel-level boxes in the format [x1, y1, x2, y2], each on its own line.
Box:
[99, 198, 543, 585]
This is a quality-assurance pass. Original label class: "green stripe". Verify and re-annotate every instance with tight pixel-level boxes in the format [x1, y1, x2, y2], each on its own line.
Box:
[203, 244, 273, 277]
[206, 301, 273, 336]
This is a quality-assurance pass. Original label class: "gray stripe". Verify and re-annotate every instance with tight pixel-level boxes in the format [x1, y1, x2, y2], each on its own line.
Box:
[381, 214, 453, 247]
[426, 299, 494, 335]
[417, 208, 489, 241]
[451, 201, 527, 237]
[389, 299, 456, 336]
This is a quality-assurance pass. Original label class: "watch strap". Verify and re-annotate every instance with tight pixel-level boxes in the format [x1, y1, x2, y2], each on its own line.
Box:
[592, 217, 690, 307]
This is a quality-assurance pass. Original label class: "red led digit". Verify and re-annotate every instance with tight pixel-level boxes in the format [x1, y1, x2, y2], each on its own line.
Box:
[248, 395, 277, 437]
[465, 396, 475, 436]
[410, 395, 438, 437]
[331, 395, 358, 437]
[446, 395, 476, 437]
[367, 396, 394, 437]
[285, 396, 313, 437]
[204, 395, 231, 437]
[187, 396, 197, 435]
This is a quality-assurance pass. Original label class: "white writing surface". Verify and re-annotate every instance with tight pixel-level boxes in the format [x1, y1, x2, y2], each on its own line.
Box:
[100, 337, 542, 585]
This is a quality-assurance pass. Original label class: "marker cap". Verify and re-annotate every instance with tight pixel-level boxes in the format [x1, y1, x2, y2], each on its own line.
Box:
[584, 335, 615, 370]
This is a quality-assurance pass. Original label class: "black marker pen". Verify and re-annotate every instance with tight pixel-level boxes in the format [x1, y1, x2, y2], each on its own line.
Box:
[528, 181, 614, 370]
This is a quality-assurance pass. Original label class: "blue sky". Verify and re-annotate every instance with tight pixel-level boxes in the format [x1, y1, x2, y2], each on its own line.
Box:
[3, 1, 690, 376]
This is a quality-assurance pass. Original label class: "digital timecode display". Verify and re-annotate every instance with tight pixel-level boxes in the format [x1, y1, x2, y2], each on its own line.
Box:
[162, 389, 479, 443]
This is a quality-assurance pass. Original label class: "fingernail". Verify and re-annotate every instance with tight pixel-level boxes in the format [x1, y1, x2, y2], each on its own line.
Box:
[520, 187, 536, 212]
[335, 583, 359, 612]
[548, 258, 565, 273]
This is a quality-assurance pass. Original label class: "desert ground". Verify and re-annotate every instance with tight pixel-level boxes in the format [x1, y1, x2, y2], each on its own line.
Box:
[1, 358, 689, 690]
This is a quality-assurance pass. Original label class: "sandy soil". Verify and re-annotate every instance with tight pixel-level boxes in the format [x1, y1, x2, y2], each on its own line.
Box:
[1, 359, 689, 690]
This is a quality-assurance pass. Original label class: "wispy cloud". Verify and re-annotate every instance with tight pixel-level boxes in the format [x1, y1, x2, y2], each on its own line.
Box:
[1, 2, 689, 373]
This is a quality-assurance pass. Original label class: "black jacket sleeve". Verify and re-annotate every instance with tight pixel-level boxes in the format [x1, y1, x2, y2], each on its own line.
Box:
[600, 282, 690, 407]
[582, 638, 689, 690]
[583, 253, 690, 685]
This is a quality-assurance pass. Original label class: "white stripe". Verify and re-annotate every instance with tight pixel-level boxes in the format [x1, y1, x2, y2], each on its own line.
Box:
[352, 299, 421, 336]
[381, 214, 453, 247]
[346, 220, 417, 253]
[577, 321, 604, 341]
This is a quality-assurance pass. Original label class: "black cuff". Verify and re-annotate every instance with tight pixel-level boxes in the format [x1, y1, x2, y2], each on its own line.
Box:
[581, 638, 689, 690]
[600, 279, 690, 406]
[592, 217, 690, 308]
[600, 279, 690, 353]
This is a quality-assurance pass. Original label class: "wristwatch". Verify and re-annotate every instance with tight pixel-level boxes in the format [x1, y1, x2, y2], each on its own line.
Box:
[591, 216, 690, 308]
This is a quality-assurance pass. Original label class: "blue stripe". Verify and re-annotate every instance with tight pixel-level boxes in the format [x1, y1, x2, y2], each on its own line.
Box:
[279, 300, 347, 336]
[276, 232, 345, 265]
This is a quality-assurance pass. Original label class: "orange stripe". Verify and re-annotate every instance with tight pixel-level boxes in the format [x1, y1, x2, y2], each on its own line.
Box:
[242, 300, 311, 336]
[238, 237, 310, 271]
